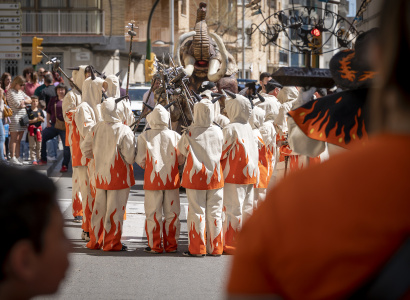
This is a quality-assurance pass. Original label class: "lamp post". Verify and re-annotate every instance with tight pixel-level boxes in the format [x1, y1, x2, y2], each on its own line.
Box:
[147, 0, 160, 61]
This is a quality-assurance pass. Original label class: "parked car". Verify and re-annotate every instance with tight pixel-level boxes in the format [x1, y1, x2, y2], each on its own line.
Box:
[128, 85, 150, 131]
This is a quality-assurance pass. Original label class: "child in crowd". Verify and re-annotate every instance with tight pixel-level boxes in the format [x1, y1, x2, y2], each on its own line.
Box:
[27, 96, 44, 164]
[177, 99, 225, 257]
[136, 105, 183, 254]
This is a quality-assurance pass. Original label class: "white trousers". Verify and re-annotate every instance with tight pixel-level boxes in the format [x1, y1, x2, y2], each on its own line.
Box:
[253, 187, 266, 209]
[223, 183, 254, 254]
[71, 166, 83, 218]
[77, 165, 92, 232]
[186, 188, 223, 255]
[144, 189, 180, 253]
[87, 187, 130, 251]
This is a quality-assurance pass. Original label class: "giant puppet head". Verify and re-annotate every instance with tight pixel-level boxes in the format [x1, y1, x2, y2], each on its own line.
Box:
[175, 2, 238, 94]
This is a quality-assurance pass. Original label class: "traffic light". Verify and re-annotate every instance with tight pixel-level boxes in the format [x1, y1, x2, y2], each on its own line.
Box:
[309, 28, 322, 54]
[145, 53, 156, 82]
[32, 37, 43, 66]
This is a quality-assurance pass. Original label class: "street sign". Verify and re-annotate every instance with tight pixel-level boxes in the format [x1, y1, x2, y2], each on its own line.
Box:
[0, 53, 21, 59]
[0, 17, 21, 23]
[0, 37, 21, 44]
[0, 3, 22, 60]
[0, 31, 21, 37]
[0, 3, 20, 9]
[0, 10, 21, 17]
[0, 45, 21, 52]
[0, 24, 21, 30]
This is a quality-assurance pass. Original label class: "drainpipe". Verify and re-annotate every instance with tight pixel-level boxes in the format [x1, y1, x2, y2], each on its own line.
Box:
[170, 0, 174, 57]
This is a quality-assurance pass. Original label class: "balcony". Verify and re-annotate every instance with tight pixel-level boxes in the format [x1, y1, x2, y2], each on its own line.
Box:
[22, 10, 104, 35]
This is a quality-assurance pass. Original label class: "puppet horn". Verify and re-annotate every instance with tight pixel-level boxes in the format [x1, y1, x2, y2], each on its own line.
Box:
[163, 100, 177, 110]
[191, 89, 201, 102]
[143, 101, 154, 111]
[211, 95, 223, 104]
[211, 92, 223, 97]
[256, 93, 265, 102]
[89, 66, 96, 80]
[67, 67, 80, 71]
[115, 70, 123, 77]
[115, 95, 129, 103]
[223, 89, 236, 99]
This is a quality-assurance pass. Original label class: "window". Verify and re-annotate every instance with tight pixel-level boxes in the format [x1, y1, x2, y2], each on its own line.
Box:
[237, 29, 251, 47]
[181, 0, 186, 15]
[279, 50, 288, 64]
[228, 0, 234, 12]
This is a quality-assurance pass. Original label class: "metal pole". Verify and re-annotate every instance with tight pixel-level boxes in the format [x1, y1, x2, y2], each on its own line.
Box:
[242, 1, 245, 78]
[147, 0, 160, 60]
[170, 0, 174, 57]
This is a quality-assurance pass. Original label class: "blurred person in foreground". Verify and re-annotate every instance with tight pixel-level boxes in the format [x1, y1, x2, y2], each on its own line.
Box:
[227, 0, 410, 299]
[0, 165, 69, 299]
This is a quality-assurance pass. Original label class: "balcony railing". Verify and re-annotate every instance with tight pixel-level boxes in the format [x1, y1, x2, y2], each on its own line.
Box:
[22, 11, 104, 35]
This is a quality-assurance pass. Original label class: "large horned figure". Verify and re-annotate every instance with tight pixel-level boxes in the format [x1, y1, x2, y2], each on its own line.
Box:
[175, 2, 238, 93]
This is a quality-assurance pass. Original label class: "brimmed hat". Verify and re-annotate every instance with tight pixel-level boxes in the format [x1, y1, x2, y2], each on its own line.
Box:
[329, 28, 379, 90]
[265, 79, 283, 94]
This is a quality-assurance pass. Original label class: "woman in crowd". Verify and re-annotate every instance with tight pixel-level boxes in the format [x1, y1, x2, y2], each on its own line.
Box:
[7, 76, 32, 165]
[1, 72, 11, 93]
[39, 83, 70, 172]
[0, 88, 5, 162]
[23, 67, 39, 97]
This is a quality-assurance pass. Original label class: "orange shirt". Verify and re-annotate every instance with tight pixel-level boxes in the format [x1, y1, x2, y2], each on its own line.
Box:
[227, 134, 410, 300]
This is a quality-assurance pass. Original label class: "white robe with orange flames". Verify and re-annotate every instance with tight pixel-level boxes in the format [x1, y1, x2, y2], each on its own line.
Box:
[82, 97, 136, 251]
[62, 65, 87, 227]
[249, 107, 269, 208]
[135, 105, 183, 253]
[177, 99, 224, 255]
[221, 94, 259, 255]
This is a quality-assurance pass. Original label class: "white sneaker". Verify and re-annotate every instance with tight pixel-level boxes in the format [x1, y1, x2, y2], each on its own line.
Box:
[11, 157, 23, 166]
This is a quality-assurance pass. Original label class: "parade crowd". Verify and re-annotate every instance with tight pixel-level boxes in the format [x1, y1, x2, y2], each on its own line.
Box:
[1, 0, 409, 298]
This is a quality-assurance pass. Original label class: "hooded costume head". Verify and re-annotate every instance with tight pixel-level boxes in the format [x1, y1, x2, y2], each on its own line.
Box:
[100, 98, 122, 123]
[249, 106, 265, 130]
[193, 98, 214, 127]
[277, 86, 299, 104]
[71, 65, 88, 91]
[105, 74, 121, 98]
[225, 93, 252, 124]
[82, 77, 104, 121]
[146, 105, 170, 130]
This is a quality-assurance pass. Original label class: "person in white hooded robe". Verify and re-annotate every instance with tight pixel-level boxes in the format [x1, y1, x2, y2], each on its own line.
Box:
[62, 65, 87, 228]
[221, 92, 259, 255]
[177, 98, 225, 257]
[82, 97, 136, 251]
[135, 105, 184, 254]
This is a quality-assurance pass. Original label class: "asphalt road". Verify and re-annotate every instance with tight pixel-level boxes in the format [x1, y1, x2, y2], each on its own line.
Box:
[35, 163, 232, 300]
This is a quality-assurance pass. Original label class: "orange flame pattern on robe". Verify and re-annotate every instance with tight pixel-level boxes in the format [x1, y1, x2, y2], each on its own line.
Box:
[182, 153, 223, 190]
[222, 139, 257, 185]
[87, 216, 104, 250]
[145, 212, 163, 253]
[163, 212, 178, 252]
[70, 119, 88, 167]
[288, 100, 368, 150]
[255, 137, 268, 189]
[210, 231, 223, 255]
[189, 222, 206, 255]
[143, 149, 180, 190]
[224, 221, 239, 255]
[103, 209, 122, 251]
[96, 151, 135, 190]
[72, 192, 83, 217]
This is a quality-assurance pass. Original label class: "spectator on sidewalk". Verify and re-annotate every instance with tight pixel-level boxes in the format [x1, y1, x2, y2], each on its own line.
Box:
[1, 72, 11, 93]
[7, 76, 32, 166]
[259, 72, 272, 94]
[0, 164, 70, 300]
[39, 74, 55, 108]
[27, 96, 44, 165]
[23, 67, 40, 97]
[0, 87, 5, 162]
[39, 84, 70, 172]
[34, 71, 51, 97]
[37, 67, 46, 85]
[52, 71, 64, 87]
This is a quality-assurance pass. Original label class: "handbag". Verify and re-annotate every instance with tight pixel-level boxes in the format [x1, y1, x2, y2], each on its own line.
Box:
[3, 95, 12, 118]
[54, 102, 66, 131]
[19, 107, 30, 127]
